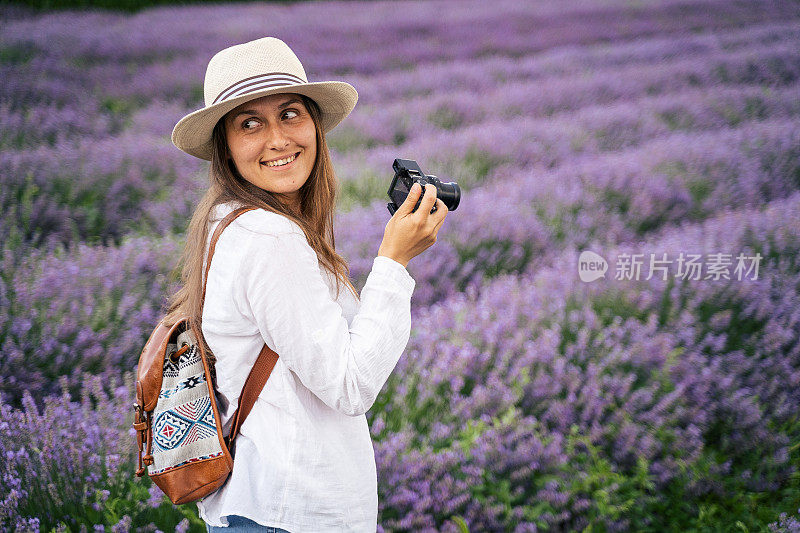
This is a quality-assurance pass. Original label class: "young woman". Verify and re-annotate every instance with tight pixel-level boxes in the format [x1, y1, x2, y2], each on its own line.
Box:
[165, 37, 448, 532]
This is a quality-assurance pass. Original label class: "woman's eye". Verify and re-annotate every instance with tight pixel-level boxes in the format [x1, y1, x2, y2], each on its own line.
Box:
[242, 118, 260, 129]
[283, 109, 299, 120]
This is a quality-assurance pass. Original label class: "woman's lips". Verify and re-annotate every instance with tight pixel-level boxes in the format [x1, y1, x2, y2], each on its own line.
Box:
[261, 152, 300, 169]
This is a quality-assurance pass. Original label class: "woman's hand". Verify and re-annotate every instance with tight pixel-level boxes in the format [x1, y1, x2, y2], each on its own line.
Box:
[378, 183, 449, 268]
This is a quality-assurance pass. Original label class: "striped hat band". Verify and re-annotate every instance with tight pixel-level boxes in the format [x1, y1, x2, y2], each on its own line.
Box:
[212, 72, 307, 105]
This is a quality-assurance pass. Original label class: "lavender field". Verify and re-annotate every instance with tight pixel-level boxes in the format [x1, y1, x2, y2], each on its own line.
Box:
[2, 0, 800, 531]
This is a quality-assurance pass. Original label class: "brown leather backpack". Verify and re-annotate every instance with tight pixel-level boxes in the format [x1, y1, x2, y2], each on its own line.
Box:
[133, 206, 278, 504]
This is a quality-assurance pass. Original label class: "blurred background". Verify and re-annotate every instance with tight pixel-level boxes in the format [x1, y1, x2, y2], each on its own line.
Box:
[1, 0, 799, 531]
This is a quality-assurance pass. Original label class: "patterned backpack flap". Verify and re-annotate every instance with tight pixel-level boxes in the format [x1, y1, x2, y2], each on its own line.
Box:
[151, 327, 226, 472]
[134, 317, 232, 504]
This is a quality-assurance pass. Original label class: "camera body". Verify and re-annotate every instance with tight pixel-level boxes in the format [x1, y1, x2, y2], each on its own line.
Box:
[386, 158, 461, 215]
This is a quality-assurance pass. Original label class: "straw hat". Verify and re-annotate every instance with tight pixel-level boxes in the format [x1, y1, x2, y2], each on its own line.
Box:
[172, 37, 358, 161]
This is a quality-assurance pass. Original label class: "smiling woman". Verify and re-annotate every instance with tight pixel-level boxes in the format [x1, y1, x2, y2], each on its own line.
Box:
[223, 94, 318, 214]
[160, 36, 448, 532]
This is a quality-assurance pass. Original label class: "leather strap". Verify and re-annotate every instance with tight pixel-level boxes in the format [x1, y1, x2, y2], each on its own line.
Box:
[226, 343, 279, 446]
[198, 205, 279, 448]
[201, 206, 257, 305]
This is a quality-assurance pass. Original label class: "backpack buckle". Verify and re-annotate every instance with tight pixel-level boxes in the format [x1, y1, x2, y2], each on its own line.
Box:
[133, 402, 149, 476]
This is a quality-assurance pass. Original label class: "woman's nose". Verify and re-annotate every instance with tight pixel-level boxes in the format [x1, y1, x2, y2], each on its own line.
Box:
[263, 123, 290, 150]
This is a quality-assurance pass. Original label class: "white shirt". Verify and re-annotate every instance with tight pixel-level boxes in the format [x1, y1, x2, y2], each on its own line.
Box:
[197, 201, 415, 532]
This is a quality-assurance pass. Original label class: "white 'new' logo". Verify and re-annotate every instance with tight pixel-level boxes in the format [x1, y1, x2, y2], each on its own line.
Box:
[578, 251, 608, 282]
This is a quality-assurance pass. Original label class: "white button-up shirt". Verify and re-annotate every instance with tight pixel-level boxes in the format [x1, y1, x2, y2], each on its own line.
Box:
[197, 201, 415, 532]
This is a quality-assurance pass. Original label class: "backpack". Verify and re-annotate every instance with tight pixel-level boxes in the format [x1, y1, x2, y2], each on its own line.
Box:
[133, 206, 279, 504]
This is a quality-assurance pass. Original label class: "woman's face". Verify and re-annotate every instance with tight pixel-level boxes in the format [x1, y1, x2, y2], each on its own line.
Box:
[223, 93, 317, 209]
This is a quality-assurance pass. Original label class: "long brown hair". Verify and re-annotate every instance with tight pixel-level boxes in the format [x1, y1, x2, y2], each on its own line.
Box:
[164, 94, 359, 340]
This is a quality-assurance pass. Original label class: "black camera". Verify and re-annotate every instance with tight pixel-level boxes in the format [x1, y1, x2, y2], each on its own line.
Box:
[386, 159, 461, 215]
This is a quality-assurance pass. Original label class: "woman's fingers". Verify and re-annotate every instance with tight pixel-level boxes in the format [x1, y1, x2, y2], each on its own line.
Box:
[396, 183, 423, 217]
[419, 184, 438, 214]
[431, 200, 448, 233]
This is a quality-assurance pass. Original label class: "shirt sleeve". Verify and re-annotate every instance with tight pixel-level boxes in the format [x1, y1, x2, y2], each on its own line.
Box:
[235, 220, 415, 417]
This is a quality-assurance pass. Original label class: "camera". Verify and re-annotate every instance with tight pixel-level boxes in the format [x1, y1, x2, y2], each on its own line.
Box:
[386, 159, 461, 215]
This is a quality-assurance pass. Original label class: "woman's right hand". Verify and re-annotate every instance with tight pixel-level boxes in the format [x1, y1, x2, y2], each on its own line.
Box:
[378, 183, 449, 268]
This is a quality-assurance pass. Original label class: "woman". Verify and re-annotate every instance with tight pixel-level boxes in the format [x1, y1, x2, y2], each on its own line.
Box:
[165, 37, 448, 532]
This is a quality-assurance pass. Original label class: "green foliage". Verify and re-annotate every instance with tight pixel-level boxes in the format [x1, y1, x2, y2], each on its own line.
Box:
[462, 411, 561, 531]
[686, 176, 713, 205]
[564, 425, 657, 530]
[326, 125, 378, 153]
[337, 170, 391, 211]
[457, 148, 503, 184]
[692, 286, 768, 357]
[454, 240, 535, 286]
[658, 108, 696, 131]
[588, 288, 651, 328]
[428, 104, 466, 130]
[0, 43, 39, 66]
[100, 96, 143, 134]
[58, 467, 206, 532]
[448, 515, 471, 533]
[3, 172, 45, 249]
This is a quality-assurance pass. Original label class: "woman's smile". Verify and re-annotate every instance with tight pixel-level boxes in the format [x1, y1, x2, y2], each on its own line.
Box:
[261, 151, 301, 169]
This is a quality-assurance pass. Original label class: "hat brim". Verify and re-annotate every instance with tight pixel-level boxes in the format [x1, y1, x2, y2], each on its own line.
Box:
[171, 81, 358, 161]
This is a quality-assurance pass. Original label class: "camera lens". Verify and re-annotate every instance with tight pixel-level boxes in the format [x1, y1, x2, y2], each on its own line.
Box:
[438, 181, 460, 211]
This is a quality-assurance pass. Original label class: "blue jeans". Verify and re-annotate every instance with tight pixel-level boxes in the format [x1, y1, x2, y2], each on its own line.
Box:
[206, 515, 291, 533]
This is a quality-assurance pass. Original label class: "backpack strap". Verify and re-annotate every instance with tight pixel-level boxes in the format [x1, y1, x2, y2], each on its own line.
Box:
[226, 343, 278, 446]
[199, 205, 280, 449]
[201, 205, 254, 305]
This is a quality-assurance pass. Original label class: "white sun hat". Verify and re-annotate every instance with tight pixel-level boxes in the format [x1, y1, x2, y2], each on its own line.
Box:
[171, 36, 358, 161]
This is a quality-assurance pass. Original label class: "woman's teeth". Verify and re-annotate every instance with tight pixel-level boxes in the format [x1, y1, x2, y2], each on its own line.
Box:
[262, 153, 297, 167]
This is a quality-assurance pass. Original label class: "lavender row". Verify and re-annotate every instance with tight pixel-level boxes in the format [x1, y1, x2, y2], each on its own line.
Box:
[331, 78, 800, 193]
[4, 20, 797, 150]
[154, 56, 800, 223]
[331, 43, 800, 157]
[2, 0, 795, 76]
[336, 118, 800, 306]
[0, 129, 205, 249]
[104, 22, 800, 108]
[168, 82, 800, 227]
[345, 21, 800, 104]
[7, 64, 798, 251]
[4, 23, 797, 144]
[0, 236, 181, 404]
[3, 7, 799, 125]
[0, 374, 192, 531]
[75, 20, 800, 108]
[368, 192, 800, 530]
[106, 52, 800, 179]
[0, 100, 114, 150]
